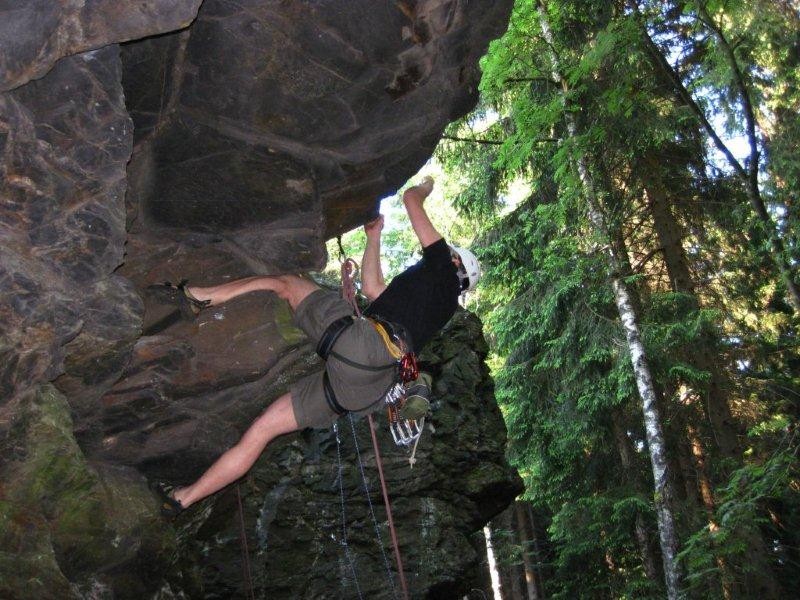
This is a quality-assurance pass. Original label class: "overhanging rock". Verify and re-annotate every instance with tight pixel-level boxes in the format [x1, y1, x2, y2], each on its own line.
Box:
[121, 0, 514, 243]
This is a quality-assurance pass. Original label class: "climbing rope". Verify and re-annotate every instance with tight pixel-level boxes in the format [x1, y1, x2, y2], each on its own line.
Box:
[332, 239, 411, 600]
[349, 412, 402, 600]
[333, 422, 365, 599]
[332, 416, 401, 600]
[366, 413, 410, 600]
[235, 483, 256, 600]
[337, 235, 362, 317]
[341, 258, 362, 317]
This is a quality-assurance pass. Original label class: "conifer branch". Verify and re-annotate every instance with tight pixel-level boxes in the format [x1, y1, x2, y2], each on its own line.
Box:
[441, 135, 504, 145]
[695, 2, 760, 187]
[503, 77, 559, 85]
[632, 247, 664, 274]
[441, 135, 558, 145]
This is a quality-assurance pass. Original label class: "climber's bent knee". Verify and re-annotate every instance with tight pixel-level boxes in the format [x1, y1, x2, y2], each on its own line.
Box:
[240, 393, 299, 452]
[273, 275, 319, 310]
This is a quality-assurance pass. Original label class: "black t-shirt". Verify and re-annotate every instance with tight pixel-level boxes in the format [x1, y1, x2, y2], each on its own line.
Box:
[364, 238, 460, 353]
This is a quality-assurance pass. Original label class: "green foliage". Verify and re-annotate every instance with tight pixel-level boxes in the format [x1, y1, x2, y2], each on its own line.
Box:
[678, 432, 800, 596]
[433, 0, 800, 597]
[640, 293, 723, 388]
[548, 494, 662, 599]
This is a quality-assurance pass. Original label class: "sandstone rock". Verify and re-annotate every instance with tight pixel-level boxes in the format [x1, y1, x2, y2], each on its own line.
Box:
[0, 385, 174, 600]
[0, 1, 518, 597]
[0, 46, 136, 415]
[156, 310, 523, 599]
[120, 0, 515, 240]
[0, 1, 202, 92]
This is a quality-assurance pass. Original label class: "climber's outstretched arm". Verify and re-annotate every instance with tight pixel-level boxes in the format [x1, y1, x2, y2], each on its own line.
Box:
[402, 176, 442, 249]
[173, 393, 298, 509]
[362, 215, 387, 301]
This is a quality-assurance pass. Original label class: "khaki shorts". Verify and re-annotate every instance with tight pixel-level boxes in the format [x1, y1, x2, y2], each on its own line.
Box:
[290, 289, 398, 429]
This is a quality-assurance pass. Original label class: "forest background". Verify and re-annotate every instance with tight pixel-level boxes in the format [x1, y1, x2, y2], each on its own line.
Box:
[326, 1, 800, 598]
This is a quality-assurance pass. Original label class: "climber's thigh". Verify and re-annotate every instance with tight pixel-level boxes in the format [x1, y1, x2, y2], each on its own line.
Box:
[292, 289, 353, 341]
[289, 362, 395, 431]
[290, 371, 337, 429]
[289, 319, 397, 430]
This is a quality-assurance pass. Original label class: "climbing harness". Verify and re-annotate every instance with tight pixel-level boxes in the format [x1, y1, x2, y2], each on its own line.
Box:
[319, 248, 428, 451]
[318, 314, 427, 450]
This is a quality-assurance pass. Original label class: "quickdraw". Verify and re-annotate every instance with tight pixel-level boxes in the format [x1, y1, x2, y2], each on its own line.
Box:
[370, 321, 425, 449]
[386, 400, 423, 447]
[399, 352, 419, 383]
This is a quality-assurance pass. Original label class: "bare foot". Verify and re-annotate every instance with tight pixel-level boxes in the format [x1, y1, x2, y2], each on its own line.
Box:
[403, 175, 435, 204]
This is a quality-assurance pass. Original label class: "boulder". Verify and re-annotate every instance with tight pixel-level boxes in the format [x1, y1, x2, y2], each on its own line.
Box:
[0, 1, 202, 92]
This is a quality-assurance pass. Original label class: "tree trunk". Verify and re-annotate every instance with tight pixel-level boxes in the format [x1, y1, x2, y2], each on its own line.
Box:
[686, 421, 732, 599]
[689, 416, 783, 600]
[611, 414, 661, 582]
[642, 163, 742, 462]
[492, 507, 526, 600]
[641, 167, 694, 295]
[675, 434, 704, 515]
[484, 524, 504, 600]
[514, 502, 541, 600]
[606, 261, 682, 600]
[645, 164, 783, 596]
[632, 2, 800, 312]
[537, 4, 683, 597]
[526, 504, 547, 600]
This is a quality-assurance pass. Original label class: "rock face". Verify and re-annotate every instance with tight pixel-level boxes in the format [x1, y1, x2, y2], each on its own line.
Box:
[0, 1, 518, 598]
[0, 45, 139, 418]
[0, 1, 202, 93]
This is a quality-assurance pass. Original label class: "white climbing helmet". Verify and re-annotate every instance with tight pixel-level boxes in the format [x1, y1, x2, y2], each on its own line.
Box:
[450, 246, 481, 292]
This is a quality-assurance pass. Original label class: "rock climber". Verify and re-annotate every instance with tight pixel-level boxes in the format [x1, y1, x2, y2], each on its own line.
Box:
[149, 177, 481, 517]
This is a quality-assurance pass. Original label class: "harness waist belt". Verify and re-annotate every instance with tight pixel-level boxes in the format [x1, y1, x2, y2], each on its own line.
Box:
[317, 315, 409, 362]
[369, 316, 413, 355]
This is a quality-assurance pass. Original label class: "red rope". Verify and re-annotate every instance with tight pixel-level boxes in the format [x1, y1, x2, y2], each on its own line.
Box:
[341, 258, 362, 317]
[339, 244, 409, 598]
[367, 414, 410, 600]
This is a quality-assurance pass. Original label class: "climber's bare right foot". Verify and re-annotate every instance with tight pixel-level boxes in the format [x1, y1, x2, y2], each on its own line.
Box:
[403, 175, 434, 205]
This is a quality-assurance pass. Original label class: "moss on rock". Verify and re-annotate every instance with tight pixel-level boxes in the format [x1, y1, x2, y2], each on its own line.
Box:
[0, 385, 176, 598]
